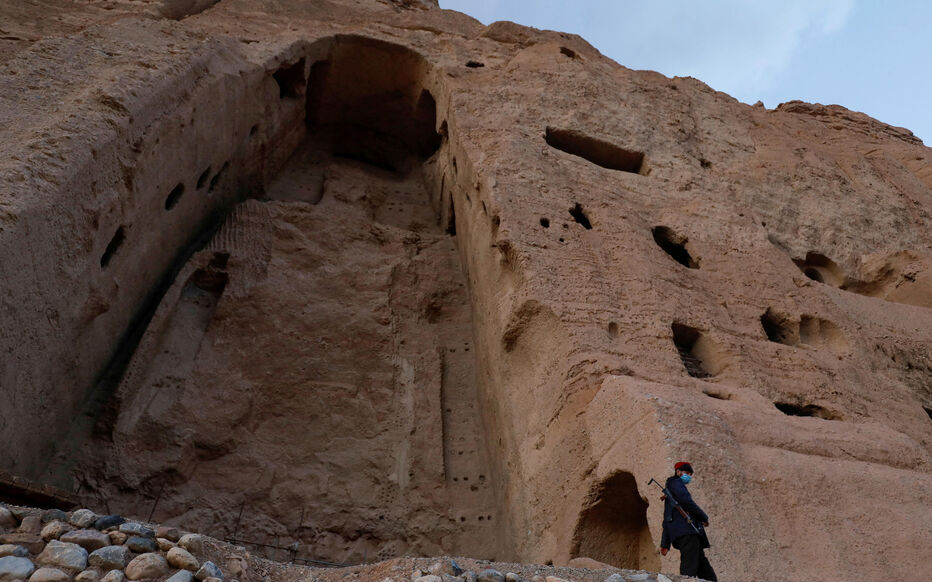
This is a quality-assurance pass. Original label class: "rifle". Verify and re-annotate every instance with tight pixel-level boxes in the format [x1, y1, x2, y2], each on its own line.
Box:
[647, 477, 702, 535]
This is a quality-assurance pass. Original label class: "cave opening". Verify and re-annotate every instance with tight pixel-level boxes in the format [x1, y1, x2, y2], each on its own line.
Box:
[774, 402, 840, 420]
[672, 323, 716, 379]
[571, 471, 658, 571]
[793, 252, 844, 287]
[760, 308, 798, 346]
[545, 127, 645, 174]
[651, 226, 698, 269]
[274, 58, 307, 100]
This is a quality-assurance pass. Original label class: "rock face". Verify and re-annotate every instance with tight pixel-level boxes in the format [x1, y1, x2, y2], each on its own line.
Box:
[0, 1, 929, 582]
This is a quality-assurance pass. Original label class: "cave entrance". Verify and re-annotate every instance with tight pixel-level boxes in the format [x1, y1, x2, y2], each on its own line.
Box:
[571, 471, 659, 571]
[305, 35, 441, 173]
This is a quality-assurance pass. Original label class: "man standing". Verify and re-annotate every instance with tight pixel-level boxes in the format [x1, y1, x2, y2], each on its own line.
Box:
[659, 461, 717, 581]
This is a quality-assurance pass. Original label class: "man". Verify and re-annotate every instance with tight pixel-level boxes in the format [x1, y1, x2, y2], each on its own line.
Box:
[659, 461, 717, 581]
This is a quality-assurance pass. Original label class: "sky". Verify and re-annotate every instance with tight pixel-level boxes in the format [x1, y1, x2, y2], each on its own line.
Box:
[438, 0, 931, 145]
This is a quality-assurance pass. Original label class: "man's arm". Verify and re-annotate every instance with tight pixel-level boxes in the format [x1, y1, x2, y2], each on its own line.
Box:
[668, 479, 709, 523]
[660, 526, 670, 554]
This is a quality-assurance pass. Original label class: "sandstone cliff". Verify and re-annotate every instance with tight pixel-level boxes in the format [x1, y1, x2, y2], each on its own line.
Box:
[0, 1, 929, 581]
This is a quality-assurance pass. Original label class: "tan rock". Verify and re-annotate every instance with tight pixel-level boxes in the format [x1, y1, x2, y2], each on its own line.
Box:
[166, 548, 198, 573]
[16, 520, 40, 536]
[28, 568, 69, 582]
[103, 535, 124, 548]
[99, 571, 124, 582]
[176, 536, 202, 556]
[155, 539, 174, 552]
[73, 570, 98, 582]
[124, 554, 168, 581]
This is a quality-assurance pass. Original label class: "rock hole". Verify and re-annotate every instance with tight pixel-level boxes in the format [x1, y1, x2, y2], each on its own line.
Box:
[793, 252, 845, 287]
[208, 162, 229, 192]
[651, 226, 698, 268]
[559, 47, 577, 59]
[164, 183, 184, 210]
[671, 323, 713, 379]
[196, 167, 211, 189]
[545, 127, 645, 174]
[924, 407, 932, 420]
[607, 322, 619, 338]
[571, 471, 658, 571]
[699, 158, 712, 169]
[249, 125, 258, 137]
[774, 402, 840, 420]
[799, 315, 847, 352]
[465, 60, 485, 68]
[540, 217, 550, 228]
[760, 308, 799, 346]
[273, 58, 306, 99]
[569, 203, 592, 230]
[100, 226, 126, 268]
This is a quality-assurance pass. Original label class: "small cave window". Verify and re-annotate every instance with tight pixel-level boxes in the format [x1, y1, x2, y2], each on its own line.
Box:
[560, 47, 577, 59]
[651, 226, 698, 268]
[545, 127, 645, 174]
[196, 167, 211, 189]
[569, 203, 592, 230]
[774, 402, 840, 420]
[760, 308, 799, 346]
[273, 58, 306, 99]
[164, 183, 184, 210]
[100, 226, 126, 268]
[540, 217, 550, 228]
[465, 60, 485, 68]
[571, 471, 658, 571]
[672, 323, 714, 379]
[793, 252, 845, 287]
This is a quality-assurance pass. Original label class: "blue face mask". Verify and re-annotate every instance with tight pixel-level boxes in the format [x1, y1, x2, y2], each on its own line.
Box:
[680, 474, 692, 484]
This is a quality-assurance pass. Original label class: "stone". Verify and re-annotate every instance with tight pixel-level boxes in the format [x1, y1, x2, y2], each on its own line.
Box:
[39, 523, 71, 543]
[156, 539, 174, 552]
[115, 525, 152, 540]
[35, 542, 87, 574]
[91, 519, 123, 533]
[75, 570, 99, 582]
[656, 575, 672, 582]
[67, 513, 95, 531]
[193, 562, 222, 581]
[203, 578, 222, 582]
[428, 562, 454, 577]
[123, 538, 156, 554]
[414, 576, 441, 582]
[0, 534, 44, 555]
[87, 547, 131, 571]
[0, 556, 35, 581]
[0, 547, 28, 559]
[18, 519, 41, 535]
[28, 568, 69, 582]
[154, 528, 180, 543]
[58, 532, 108, 554]
[166, 549, 198, 573]
[476, 571, 503, 582]
[462, 572, 477, 582]
[626, 576, 648, 582]
[504, 575, 520, 582]
[104, 534, 124, 547]
[544, 577, 568, 582]
[176, 536, 202, 556]
[100, 571, 124, 582]
[604, 575, 624, 582]
[166, 572, 193, 582]
[124, 554, 168, 581]
[39, 513, 66, 526]
[0, 509, 15, 530]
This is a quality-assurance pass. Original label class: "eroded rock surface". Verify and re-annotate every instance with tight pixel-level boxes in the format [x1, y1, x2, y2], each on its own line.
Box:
[0, 1, 929, 581]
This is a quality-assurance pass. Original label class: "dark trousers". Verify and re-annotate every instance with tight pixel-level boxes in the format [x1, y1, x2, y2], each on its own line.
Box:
[674, 534, 717, 581]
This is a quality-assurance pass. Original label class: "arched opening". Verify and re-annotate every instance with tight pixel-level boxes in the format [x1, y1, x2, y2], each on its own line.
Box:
[571, 471, 659, 571]
[793, 252, 844, 287]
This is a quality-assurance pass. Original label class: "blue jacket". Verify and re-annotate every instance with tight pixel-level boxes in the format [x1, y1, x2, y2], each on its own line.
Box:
[660, 475, 710, 549]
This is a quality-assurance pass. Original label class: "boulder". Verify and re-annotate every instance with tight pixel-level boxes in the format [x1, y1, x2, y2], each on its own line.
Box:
[193, 561, 222, 581]
[0, 547, 28, 559]
[91, 519, 123, 533]
[0, 534, 44, 555]
[504, 575, 521, 582]
[39, 523, 72, 543]
[604, 575, 624, 582]
[59, 532, 109, 553]
[156, 539, 174, 552]
[39, 512, 66, 525]
[100, 571, 124, 582]
[124, 554, 168, 581]
[414, 576, 441, 582]
[477, 571, 504, 582]
[123, 538, 156, 554]
[155, 528, 180, 543]
[0, 509, 15, 530]
[166, 549, 198, 572]
[75, 570, 99, 582]
[28, 567, 70, 582]
[0, 556, 35, 581]
[67, 513, 96, 531]
[176, 536, 202, 555]
[35, 541, 87, 574]
[87, 547, 131, 571]
[18, 518, 41, 535]
[166, 572, 193, 582]
[116, 526, 152, 540]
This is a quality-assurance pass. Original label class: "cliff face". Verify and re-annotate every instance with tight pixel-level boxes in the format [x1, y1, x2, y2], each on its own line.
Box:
[0, 1, 929, 581]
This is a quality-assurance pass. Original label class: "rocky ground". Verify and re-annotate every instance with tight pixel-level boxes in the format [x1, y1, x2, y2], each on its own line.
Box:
[0, 504, 705, 582]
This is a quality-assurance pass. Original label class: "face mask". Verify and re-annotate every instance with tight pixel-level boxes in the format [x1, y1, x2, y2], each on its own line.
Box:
[680, 474, 692, 484]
